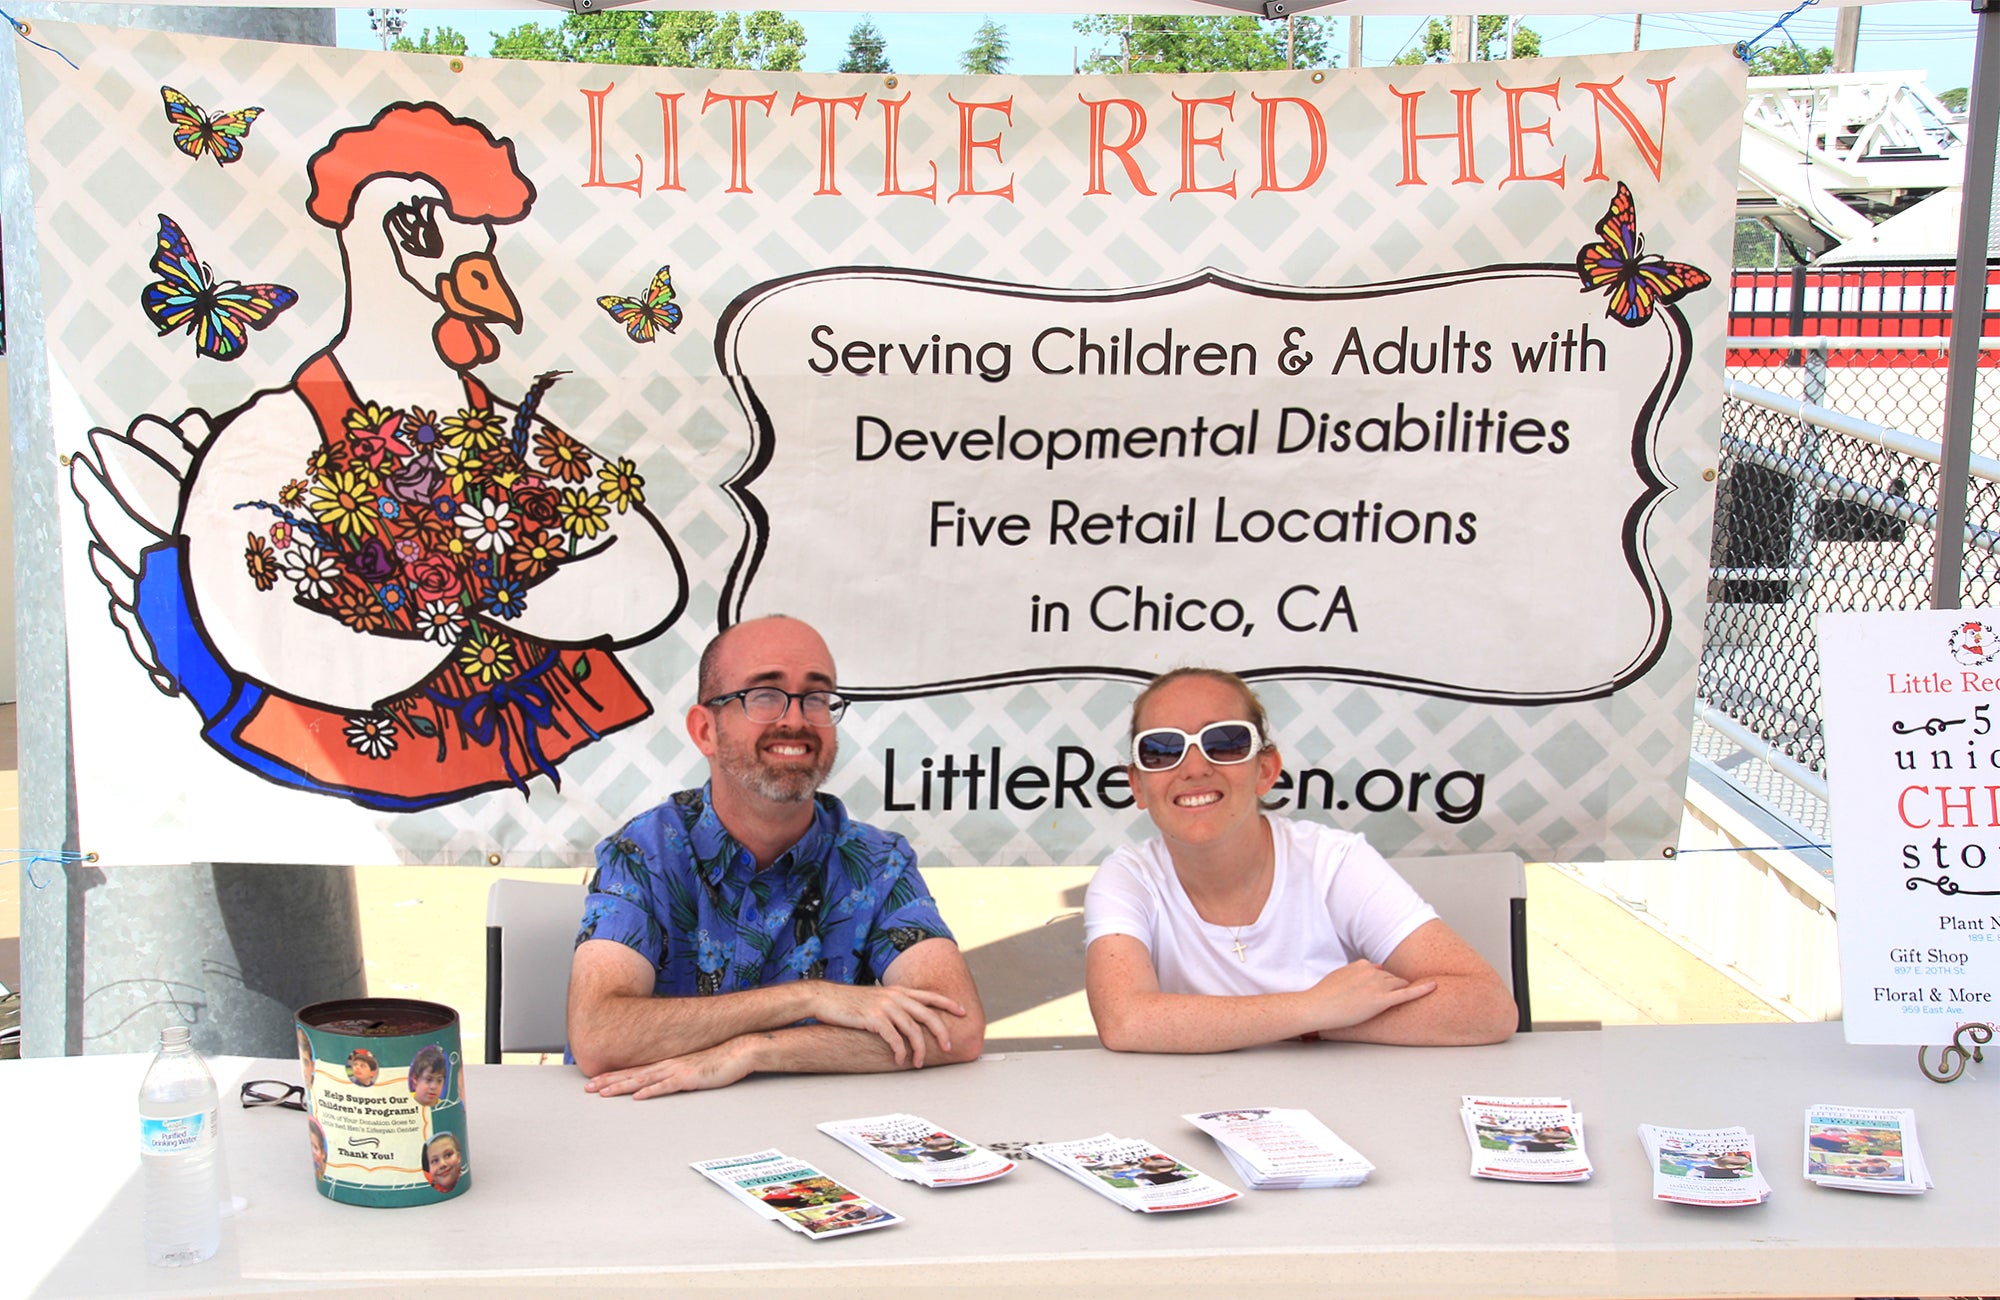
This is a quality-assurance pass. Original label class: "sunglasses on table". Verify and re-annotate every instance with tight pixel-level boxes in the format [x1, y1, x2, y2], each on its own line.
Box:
[1131, 720, 1263, 771]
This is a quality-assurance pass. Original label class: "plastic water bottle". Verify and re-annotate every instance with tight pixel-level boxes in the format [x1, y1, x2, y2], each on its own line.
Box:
[138, 1025, 221, 1267]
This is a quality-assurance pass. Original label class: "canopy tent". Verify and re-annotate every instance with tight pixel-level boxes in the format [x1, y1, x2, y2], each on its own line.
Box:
[0, 0, 1968, 13]
[16, 0, 1938, 12]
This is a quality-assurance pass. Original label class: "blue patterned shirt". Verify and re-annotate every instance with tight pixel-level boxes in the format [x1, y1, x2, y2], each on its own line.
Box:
[576, 783, 953, 997]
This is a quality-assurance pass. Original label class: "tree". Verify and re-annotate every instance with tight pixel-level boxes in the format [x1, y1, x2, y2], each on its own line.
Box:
[1748, 44, 1836, 77]
[1938, 87, 1969, 113]
[1392, 16, 1541, 65]
[840, 19, 891, 74]
[391, 26, 467, 57]
[1074, 15, 1333, 74]
[962, 18, 1010, 75]
[487, 11, 805, 70]
[366, 7, 406, 51]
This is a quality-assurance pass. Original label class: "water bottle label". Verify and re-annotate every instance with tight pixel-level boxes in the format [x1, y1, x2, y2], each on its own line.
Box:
[140, 1109, 214, 1156]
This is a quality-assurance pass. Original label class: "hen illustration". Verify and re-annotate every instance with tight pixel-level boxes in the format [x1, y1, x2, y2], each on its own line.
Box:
[72, 103, 686, 809]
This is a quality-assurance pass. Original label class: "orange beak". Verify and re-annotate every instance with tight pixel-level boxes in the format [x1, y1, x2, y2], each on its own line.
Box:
[435, 252, 521, 331]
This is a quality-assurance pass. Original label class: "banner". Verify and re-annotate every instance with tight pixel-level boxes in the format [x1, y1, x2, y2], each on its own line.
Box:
[20, 24, 1744, 866]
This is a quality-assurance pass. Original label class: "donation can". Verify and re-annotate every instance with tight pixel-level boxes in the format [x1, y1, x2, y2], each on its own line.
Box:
[295, 998, 469, 1207]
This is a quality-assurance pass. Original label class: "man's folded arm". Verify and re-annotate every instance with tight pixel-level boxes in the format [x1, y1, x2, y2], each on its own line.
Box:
[567, 935, 985, 1080]
[567, 938, 817, 1074]
[579, 937, 986, 1099]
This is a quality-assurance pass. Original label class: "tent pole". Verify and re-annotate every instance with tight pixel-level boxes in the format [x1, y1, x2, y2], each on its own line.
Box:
[1929, 0, 2000, 611]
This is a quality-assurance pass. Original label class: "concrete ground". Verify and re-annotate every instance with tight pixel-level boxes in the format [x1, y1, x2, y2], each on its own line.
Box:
[0, 698, 1788, 1054]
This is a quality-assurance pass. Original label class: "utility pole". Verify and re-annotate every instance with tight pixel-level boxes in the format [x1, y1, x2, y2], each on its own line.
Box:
[1833, 7, 1862, 74]
[5, 3, 365, 1062]
[1349, 14, 1363, 69]
[1451, 15, 1474, 63]
[1633, 14, 1643, 52]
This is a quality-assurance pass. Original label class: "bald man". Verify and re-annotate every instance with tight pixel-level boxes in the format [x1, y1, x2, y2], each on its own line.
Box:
[567, 617, 985, 1097]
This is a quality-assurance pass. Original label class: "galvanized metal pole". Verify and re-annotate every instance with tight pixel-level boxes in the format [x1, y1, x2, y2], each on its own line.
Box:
[3, 4, 365, 1058]
[1930, 0, 2000, 610]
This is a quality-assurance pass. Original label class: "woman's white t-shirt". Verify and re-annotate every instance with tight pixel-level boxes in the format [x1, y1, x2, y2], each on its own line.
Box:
[1083, 817, 1438, 996]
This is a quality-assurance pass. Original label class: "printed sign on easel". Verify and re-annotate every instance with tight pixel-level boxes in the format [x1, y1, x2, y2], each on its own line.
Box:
[1821, 608, 2000, 1044]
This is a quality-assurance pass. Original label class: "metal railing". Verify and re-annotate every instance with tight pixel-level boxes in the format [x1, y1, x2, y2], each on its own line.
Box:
[1729, 264, 2000, 343]
[1699, 336, 2000, 836]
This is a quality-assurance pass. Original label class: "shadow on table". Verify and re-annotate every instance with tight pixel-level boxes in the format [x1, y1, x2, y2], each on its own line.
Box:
[961, 885, 1098, 1053]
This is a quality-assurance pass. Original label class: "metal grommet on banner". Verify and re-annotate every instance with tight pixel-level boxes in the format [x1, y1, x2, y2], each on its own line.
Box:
[1311, 71, 1325, 84]
[450, 59, 464, 73]
[1662, 846, 1677, 859]
[486, 852, 501, 866]
[58, 453, 70, 467]
[1703, 468, 1717, 481]
[884, 75, 898, 90]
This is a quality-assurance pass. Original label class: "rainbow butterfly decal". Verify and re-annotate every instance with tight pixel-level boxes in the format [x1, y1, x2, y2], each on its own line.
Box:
[1575, 182, 1712, 327]
[140, 213, 299, 362]
[160, 86, 265, 167]
[598, 265, 684, 343]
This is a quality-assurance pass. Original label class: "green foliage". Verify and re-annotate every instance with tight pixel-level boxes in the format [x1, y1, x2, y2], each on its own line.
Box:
[1938, 87, 1968, 113]
[1748, 44, 1836, 76]
[1392, 16, 1541, 66]
[840, 19, 892, 74]
[1073, 15, 1333, 74]
[486, 11, 805, 70]
[962, 18, 1010, 76]
[390, 26, 467, 57]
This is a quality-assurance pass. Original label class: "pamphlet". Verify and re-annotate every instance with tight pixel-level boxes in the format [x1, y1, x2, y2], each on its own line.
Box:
[1460, 1095, 1592, 1182]
[690, 1148, 902, 1238]
[818, 1113, 1015, 1187]
[1183, 1107, 1373, 1189]
[1026, 1133, 1241, 1213]
[1804, 1104, 1932, 1194]
[1637, 1124, 1772, 1206]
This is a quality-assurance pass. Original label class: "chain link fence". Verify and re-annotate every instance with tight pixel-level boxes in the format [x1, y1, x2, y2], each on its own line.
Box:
[1699, 339, 2000, 838]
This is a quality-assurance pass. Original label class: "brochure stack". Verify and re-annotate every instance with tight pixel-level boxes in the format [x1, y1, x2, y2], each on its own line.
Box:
[1460, 1095, 1593, 1182]
[1803, 1105, 1932, 1194]
[817, 1113, 1015, 1188]
[1637, 1125, 1773, 1206]
[1026, 1134, 1242, 1213]
[690, 1149, 902, 1239]
[1182, 1107, 1374, 1189]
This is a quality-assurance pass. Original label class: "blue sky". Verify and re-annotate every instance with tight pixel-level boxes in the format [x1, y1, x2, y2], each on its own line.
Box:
[336, 5, 1981, 92]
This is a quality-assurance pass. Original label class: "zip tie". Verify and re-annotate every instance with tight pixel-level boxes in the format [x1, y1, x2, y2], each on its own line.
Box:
[1674, 843, 1830, 855]
[1, 10, 79, 70]
[7, 849, 97, 889]
[1734, 0, 1819, 65]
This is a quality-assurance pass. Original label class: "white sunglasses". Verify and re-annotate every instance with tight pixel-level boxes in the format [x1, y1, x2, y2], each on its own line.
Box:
[1131, 720, 1263, 771]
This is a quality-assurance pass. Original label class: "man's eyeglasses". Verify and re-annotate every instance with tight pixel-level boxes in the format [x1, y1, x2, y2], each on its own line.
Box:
[239, 1079, 308, 1112]
[704, 687, 848, 725]
[1131, 720, 1263, 772]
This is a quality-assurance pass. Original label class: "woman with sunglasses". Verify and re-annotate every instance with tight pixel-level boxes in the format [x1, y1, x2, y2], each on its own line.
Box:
[1084, 668, 1518, 1052]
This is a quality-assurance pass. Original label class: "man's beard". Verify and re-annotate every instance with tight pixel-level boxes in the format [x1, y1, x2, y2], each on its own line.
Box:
[714, 724, 835, 804]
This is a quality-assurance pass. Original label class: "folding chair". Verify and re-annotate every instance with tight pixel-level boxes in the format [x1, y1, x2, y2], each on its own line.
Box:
[484, 878, 588, 1063]
[1388, 852, 1533, 1033]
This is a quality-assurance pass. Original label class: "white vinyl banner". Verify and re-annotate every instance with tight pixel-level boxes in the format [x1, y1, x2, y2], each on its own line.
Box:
[20, 24, 1744, 866]
[1821, 609, 2000, 1045]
